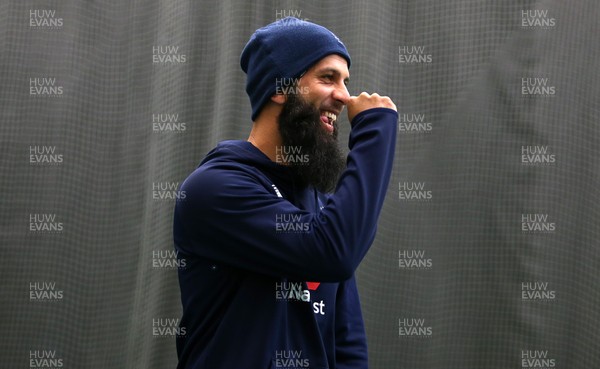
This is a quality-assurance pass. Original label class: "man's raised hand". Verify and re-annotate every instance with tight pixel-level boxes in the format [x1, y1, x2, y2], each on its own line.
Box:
[347, 92, 397, 122]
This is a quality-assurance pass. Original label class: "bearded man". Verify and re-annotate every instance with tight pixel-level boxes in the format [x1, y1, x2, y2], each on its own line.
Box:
[173, 17, 397, 369]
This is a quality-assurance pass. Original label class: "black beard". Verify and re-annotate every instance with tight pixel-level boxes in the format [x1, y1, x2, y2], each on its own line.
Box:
[277, 92, 346, 193]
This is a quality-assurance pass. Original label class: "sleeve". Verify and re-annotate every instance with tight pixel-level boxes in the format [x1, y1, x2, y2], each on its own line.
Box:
[335, 274, 368, 369]
[175, 107, 398, 282]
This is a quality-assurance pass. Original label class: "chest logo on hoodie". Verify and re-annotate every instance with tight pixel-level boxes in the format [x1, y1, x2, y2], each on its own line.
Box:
[275, 281, 325, 315]
[306, 282, 320, 291]
[306, 282, 324, 315]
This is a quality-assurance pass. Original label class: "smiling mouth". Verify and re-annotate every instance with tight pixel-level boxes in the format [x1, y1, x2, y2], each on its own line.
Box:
[320, 111, 337, 133]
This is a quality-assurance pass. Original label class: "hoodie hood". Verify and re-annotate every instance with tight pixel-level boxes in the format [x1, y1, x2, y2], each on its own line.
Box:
[199, 140, 296, 190]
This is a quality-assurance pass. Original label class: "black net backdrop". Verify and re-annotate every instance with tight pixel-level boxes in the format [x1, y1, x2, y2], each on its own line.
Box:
[1, 0, 599, 368]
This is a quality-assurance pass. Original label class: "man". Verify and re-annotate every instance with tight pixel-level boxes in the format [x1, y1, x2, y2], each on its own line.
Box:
[173, 17, 397, 368]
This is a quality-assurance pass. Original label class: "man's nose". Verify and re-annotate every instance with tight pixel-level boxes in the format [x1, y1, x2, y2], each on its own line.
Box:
[332, 84, 350, 105]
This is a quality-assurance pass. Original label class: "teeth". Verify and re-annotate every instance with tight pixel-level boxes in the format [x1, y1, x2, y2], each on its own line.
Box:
[324, 111, 337, 123]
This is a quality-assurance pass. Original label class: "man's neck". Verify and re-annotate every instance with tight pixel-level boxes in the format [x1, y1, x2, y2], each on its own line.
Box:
[247, 107, 282, 162]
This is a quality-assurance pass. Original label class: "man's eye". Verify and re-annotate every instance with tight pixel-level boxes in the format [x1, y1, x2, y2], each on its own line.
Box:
[322, 74, 334, 81]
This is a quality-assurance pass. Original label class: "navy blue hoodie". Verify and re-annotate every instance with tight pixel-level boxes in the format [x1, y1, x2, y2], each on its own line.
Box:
[173, 107, 398, 368]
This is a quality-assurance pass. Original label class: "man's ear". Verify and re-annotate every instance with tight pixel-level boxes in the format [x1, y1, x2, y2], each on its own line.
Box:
[270, 94, 286, 105]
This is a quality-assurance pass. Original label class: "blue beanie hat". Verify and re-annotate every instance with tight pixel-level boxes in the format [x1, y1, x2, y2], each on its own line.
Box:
[241, 17, 351, 121]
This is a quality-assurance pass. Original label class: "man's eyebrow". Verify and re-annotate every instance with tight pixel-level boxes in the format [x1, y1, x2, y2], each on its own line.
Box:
[315, 67, 350, 84]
